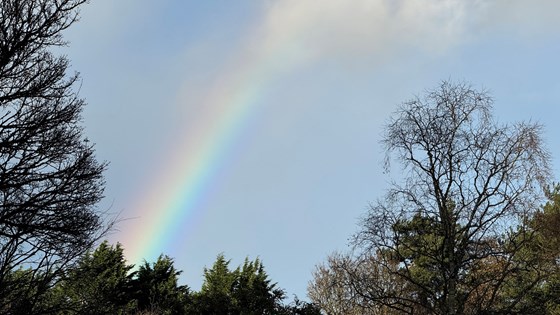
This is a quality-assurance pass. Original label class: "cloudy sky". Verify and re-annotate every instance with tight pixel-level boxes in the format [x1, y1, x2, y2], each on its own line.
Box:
[63, 0, 560, 299]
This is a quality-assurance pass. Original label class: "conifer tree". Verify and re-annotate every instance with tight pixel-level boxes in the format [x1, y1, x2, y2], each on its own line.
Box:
[60, 241, 136, 314]
[135, 255, 189, 315]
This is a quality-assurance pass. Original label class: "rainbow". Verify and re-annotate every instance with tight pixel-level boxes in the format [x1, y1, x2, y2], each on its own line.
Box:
[121, 6, 308, 264]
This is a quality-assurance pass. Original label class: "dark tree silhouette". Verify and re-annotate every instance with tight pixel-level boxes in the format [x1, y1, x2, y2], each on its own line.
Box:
[349, 81, 551, 315]
[60, 241, 136, 315]
[190, 254, 316, 314]
[135, 255, 190, 315]
[0, 0, 108, 311]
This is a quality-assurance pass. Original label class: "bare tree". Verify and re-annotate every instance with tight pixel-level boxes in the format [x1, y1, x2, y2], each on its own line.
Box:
[308, 252, 368, 315]
[351, 81, 551, 315]
[0, 0, 109, 311]
[308, 252, 403, 315]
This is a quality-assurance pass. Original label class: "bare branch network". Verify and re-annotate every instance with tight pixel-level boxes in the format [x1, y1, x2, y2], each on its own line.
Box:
[309, 81, 554, 315]
[0, 0, 109, 310]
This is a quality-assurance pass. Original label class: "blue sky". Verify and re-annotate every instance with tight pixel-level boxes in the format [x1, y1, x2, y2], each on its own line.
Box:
[64, 0, 560, 299]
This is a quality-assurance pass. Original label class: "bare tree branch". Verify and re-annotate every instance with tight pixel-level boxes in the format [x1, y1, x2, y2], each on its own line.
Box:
[349, 81, 551, 315]
[0, 1, 112, 313]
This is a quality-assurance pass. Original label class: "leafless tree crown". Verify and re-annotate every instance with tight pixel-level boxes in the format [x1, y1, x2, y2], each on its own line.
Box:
[0, 0, 108, 310]
[346, 81, 552, 315]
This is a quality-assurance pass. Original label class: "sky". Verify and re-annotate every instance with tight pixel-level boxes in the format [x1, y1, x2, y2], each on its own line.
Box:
[63, 0, 560, 299]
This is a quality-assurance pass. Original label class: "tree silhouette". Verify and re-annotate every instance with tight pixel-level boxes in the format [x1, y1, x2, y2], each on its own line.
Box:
[191, 254, 314, 314]
[350, 81, 551, 314]
[0, 0, 108, 310]
[60, 241, 136, 314]
[135, 255, 189, 315]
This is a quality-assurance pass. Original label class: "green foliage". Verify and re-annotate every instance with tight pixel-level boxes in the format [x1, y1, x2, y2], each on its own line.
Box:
[534, 184, 560, 257]
[191, 254, 290, 315]
[2, 242, 318, 314]
[233, 257, 286, 314]
[276, 297, 323, 315]
[134, 255, 190, 315]
[0, 268, 63, 314]
[393, 214, 444, 285]
[194, 253, 236, 314]
[59, 241, 136, 315]
[498, 184, 560, 314]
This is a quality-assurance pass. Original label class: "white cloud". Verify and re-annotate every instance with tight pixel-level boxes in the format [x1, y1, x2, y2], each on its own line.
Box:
[256, 0, 469, 64]
[251, 0, 559, 68]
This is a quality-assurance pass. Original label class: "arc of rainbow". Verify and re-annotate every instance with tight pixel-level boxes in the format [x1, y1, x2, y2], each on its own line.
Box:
[122, 16, 307, 264]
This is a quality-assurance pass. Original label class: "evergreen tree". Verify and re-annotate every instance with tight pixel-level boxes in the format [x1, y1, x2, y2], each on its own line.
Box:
[59, 241, 136, 314]
[494, 184, 560, 314]
[191, 254, 236, 314]
[191, 254, 297, 315]
[134, 255, 190, 315]
[232, 257, 285, 314]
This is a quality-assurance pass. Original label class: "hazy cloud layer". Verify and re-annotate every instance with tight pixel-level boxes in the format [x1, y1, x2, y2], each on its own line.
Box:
[254, 0, 559, 66]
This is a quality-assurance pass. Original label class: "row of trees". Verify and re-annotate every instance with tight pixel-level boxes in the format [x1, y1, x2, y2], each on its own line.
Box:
[309, 190, 560, 314]
[3, 242, 321, 314]
[308, 82, 560, 315]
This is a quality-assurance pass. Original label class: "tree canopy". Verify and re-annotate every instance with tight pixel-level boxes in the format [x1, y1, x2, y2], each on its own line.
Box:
[191, 254, 294, 315]
[310, 81, 556, 315]
[0, 0, 109, 311]
[4, 246, 320, 314]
